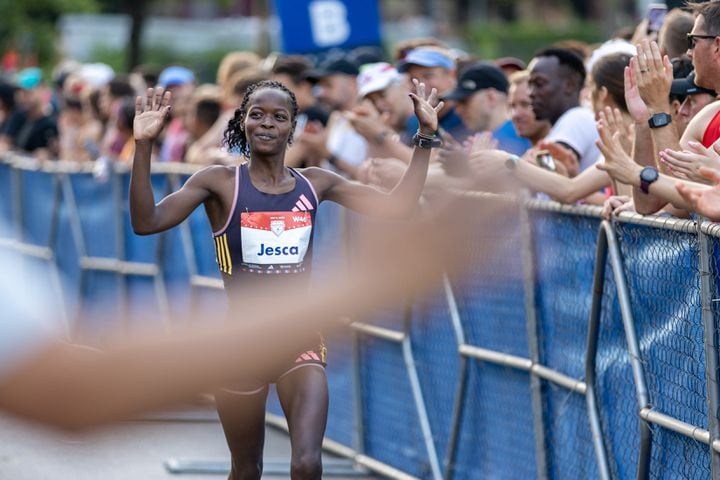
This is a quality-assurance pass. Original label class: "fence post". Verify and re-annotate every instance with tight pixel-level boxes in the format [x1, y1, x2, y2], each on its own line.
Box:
[603, 220, 651, 480]
[442, 273, 469, 480]
[519, 195, 549, 480]
[698, 220, 720, 479]
[585, 225, 612, 480]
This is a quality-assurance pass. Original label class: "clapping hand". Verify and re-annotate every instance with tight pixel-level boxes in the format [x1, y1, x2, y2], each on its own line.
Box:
[595, 121, 641, 186]
[633, 40, 673, 114]
[660, 140, 720, 183]
[675, 167, 720, 221]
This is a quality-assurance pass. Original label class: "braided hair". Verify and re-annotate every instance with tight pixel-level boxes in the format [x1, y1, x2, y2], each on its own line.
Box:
[223, 80, 299, 158]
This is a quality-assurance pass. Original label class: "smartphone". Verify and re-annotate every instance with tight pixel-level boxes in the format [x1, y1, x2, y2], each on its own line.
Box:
[646, 3, 668, 33]
[535, 150, 556, 172]
[293, 113, 308, 142]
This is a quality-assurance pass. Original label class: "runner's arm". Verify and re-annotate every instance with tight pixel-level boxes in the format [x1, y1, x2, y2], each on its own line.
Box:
[303, 80, 441, 218]
[129, 88, 213, 235]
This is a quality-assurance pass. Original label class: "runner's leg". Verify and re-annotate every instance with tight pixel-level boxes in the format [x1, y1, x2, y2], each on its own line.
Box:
[215, 387, 269, 480]
[276, 365, 328, 480]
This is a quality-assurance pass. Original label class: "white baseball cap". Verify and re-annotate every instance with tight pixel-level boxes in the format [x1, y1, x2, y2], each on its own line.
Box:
[78, 63, 115, 88]
[357, 62, 402, 98]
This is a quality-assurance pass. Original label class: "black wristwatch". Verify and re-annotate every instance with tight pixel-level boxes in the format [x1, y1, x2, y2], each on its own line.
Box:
[413, 131, 442, 149]
[647, 112, 672, 129]
[639, 166, 659, 194]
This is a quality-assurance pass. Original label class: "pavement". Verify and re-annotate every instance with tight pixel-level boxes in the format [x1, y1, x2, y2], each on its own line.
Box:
[0, 408, 378, 479]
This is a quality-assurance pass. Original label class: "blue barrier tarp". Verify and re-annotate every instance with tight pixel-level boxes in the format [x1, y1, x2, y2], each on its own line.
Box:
[5, 163, 719, 479]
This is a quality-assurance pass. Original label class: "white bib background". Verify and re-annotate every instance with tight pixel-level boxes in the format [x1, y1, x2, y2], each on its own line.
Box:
[240, 212, 312, 266]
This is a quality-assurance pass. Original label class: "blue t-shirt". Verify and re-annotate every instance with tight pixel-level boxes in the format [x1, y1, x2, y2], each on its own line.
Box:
[492, 119, 531, 156]
[404, 107, 471, 144]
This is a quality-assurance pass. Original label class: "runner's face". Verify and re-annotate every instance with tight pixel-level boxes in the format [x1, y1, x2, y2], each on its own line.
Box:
[244, 88, 294, 155]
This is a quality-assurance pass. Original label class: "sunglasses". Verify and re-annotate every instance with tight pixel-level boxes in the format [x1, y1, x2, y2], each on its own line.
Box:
[687, 33, 718, 50]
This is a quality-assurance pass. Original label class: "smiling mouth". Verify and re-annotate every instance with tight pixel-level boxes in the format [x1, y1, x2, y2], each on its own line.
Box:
[254, 133, 276, 141]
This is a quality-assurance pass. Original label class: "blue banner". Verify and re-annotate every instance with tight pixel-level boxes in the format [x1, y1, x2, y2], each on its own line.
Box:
[273, 0, 382, 54]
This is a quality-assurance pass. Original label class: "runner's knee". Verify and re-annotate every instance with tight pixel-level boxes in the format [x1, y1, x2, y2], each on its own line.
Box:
[229, 459, 262, 480]
[290, 451, 322, 480]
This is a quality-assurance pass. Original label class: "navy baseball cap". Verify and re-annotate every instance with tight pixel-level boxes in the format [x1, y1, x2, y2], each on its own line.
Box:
[305, 58, 360, 82]
[441, 62, 509, 101]
[397, 48, 455, 73]
[670, 72, 716, 97]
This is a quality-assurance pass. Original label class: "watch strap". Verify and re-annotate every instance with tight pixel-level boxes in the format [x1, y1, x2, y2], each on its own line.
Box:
[639, 166, 659, 194]
[413, 130, 442, 149]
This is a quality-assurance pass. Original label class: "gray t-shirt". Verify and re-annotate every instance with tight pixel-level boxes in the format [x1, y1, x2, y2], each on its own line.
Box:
[0, 249, 63, 381]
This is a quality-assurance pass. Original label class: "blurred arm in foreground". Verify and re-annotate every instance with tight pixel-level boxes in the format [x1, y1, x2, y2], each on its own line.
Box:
[0, 192, 514, 432]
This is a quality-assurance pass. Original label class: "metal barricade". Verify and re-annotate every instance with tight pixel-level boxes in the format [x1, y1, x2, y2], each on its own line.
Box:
[3, 154, 720, 480]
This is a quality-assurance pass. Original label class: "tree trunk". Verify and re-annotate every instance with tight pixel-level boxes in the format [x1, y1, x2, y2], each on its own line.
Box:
[416, 0, 433, 17]
[127, 11, 142, 71]
[125, 1, 148, 71]
[569, 0, 600, 19]
[455, 0, 470, 27]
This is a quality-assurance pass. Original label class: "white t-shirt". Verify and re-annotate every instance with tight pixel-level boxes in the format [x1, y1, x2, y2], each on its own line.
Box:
[326, 113, 368, 167]
[544, 106, 601, 173]
[0, 249, 63, 381]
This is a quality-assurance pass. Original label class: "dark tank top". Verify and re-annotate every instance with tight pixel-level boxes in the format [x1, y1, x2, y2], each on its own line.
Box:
[212, 163, 319, 291]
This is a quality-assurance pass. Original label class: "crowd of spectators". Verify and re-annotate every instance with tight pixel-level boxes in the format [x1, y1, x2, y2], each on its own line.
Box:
[3, 2, 720, 222]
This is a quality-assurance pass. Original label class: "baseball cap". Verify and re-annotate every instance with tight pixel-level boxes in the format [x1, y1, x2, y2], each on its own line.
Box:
[441, 62, 509, 101]
[158, 66, 195, 88]
[15, 67, 42, 90]
[348, 46, 386, 67]
[495, 57, 526, 73]
[78, 63, 115, 88]
[305, 57, 360, 82]
[397, 48, 455, 73]
[357, 62, 402, 98]
[670, 71, 716, 97]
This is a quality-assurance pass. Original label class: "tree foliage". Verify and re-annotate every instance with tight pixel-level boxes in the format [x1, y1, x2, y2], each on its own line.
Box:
[0, 0, 97, 67]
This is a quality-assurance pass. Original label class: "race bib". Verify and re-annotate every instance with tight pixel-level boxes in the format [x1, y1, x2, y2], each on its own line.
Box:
[240, 212, 312, 267]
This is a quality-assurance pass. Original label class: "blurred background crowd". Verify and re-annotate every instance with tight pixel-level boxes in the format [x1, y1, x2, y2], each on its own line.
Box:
[0, 0, 718, 220]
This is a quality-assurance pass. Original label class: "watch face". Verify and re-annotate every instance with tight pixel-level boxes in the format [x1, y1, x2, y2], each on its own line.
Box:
[649, 113, 671, 128]
[640, 167, 659, 182]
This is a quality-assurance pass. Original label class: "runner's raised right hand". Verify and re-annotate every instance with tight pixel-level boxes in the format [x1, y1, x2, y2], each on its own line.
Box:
[134, 88, 172, 143]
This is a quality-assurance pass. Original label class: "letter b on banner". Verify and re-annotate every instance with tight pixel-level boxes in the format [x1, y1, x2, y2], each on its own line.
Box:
[309, 1, 351, 47]
[274, 0, 381, 53]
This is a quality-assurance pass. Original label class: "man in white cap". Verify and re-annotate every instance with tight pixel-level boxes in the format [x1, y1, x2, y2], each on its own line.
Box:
[347, 62, 415, 162]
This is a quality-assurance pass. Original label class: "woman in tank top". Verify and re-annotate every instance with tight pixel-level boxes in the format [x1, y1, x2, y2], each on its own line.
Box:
[129, 79, 442, 480]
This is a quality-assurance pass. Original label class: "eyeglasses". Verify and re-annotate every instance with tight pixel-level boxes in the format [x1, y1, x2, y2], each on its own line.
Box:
[687, 33, 718, 50]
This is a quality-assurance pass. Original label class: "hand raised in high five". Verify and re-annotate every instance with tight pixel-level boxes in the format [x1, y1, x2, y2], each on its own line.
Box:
[409, 78, 444, 135]
[134, 88, 172, 143]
